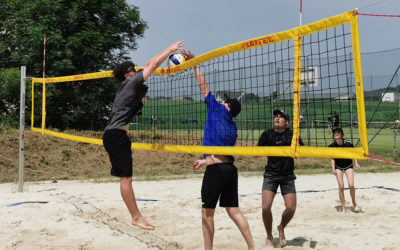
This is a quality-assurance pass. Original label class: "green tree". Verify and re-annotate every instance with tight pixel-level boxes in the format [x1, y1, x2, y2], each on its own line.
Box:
[0, 0, 148, 129]
[1, 0, 147, 76]
[0, 68, 21, 127]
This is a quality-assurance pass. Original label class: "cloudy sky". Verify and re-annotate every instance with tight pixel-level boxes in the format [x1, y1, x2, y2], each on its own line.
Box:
[127, 0, 399, 66]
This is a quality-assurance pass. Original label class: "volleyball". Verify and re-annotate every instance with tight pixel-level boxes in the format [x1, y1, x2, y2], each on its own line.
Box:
[167, 53, 186, 68]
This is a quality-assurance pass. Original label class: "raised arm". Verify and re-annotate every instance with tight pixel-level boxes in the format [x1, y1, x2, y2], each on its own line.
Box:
[142, 40, 184, 81]
[182, 50, 210, 98]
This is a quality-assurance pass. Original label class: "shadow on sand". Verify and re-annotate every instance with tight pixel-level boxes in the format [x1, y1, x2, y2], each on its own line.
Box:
[269, 237, 317, 248]
[334, 205, 364, 213]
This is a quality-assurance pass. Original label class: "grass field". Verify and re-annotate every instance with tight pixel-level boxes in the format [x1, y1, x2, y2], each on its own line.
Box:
[43, 123, 398, 153]
[25, 94, 400, 183]
[1, 126, 399, 184]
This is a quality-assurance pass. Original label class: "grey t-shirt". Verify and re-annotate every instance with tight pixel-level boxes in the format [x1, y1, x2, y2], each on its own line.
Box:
[104, 70, 148, 130]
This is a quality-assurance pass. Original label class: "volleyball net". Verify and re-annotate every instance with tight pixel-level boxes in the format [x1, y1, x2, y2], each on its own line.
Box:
[30, 10, 368, 159]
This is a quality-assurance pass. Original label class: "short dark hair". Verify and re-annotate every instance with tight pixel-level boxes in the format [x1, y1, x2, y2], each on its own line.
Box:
[225, 98, 241, 118]
[113, 61, 136, 82]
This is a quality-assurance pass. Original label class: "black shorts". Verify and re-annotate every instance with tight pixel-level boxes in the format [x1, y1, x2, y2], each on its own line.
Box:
[335, 165, 353, 171]
[201, 163, 238, 209]
[262, 176, 296, 195]
[102, 129, 133, 177]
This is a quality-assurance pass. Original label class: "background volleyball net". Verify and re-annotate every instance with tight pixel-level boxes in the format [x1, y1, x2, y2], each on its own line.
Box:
[30, 10, 368, 159]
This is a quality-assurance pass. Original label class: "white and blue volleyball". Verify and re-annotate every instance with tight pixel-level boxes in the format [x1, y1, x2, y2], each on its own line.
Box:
[167, 53, 186, 68]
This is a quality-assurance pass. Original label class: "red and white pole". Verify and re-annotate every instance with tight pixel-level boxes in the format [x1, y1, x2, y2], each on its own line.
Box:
[43, 33, 46, 79]
[300, 0, 303, 26]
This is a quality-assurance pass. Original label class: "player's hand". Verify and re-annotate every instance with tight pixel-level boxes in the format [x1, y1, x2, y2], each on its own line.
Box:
[193, 159, 205, 170]
[182, 49, 194, 60]
[332, 170, 337, 175]
[355, 163, 361, 169]
[169, 40, 184, 53]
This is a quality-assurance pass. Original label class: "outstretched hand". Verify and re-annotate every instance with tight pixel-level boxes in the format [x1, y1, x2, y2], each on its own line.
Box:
[182, 49, 195, 60]
[169, 40, 185, 53]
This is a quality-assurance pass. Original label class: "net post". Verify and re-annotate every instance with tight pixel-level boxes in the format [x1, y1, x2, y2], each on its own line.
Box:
[393, 131, 397, 161]
[31, 80, 35, 129]
[18, 66, 26, 192]
[41, 81, 46, 134]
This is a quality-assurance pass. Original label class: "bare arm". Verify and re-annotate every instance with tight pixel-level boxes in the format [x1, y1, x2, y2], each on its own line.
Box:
[194, 66, 210, 98]
[354, 159, 361, 169]
[142, 40, 184, 81]
[330, 159, 336, 175]
[182, 50, 210, 98]
[143, 49, 165, 68]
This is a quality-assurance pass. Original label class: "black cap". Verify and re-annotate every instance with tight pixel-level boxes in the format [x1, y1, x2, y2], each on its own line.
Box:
[225, 98, 241, 118]
[332, 127, 344, 134]
[273, 109, 290, 121]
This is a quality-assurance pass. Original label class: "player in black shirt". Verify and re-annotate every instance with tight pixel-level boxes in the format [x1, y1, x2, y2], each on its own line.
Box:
[257, 110, 303, 247]
[329, 127, 361, 213]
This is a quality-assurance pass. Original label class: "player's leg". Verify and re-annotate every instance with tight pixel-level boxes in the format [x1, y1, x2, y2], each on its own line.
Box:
[344, 168, 360, 212]
[220, 163, 255, 249]
[200, 164, 222, 250]
[262, 177, 278, 247]
[335, 169, 346, 212]
[278, 180, 297, 247]
[201, 208, 215, 250]
[225, 207, 255, 249]
[103, 129, 154, 230]
[120, 177, 155, 230]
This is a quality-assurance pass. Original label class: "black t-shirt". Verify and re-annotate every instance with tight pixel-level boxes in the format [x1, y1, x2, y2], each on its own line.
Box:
[105, 71, 148, 130]
[257, 129, 304, 180]
[328, 139, 354, 168]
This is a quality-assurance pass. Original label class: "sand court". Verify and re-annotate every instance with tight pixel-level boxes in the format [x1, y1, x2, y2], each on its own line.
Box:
[1, 172, 400, 249]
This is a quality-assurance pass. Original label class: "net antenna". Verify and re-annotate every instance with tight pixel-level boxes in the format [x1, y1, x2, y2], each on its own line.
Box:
[299, 0, 303, 26]
[43, 33, 46, 79]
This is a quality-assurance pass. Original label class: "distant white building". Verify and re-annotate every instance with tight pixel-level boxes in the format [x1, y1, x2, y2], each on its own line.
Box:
[382, 92, 394, 102]
[335, 94, 355, 101]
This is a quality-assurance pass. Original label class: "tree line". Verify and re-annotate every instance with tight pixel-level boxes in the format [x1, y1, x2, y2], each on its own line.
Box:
[0, 0, 147, 129]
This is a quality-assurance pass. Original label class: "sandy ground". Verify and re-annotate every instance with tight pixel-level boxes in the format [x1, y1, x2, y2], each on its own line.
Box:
[1, 172, 400, 250]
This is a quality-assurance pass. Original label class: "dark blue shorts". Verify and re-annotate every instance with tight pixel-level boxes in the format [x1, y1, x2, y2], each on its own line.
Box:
[102, 129, 133, 177]
[201, 163, 238, 209]
[262, 177, 296, 195]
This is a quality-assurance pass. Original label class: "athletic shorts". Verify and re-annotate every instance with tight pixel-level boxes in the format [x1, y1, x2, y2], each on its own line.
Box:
[262, 176, 296, 195]
[102, 129, 133, 177]
[201, 162, 238, 209]
[335, 165, 353, 171]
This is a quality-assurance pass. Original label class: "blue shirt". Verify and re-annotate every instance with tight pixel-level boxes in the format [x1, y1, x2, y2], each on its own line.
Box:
[203, 92, 237, 148]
